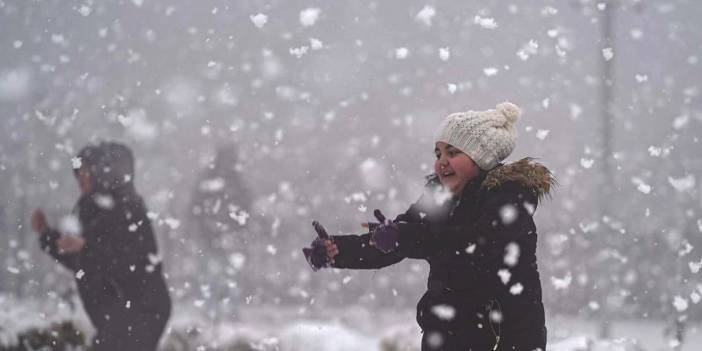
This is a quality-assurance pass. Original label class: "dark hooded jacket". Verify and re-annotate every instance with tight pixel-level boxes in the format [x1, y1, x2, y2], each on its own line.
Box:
[331, 158, 554, 350]
[39, 142, 170, 350]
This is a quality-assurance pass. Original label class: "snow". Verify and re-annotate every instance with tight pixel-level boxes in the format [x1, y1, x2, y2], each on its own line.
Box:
[499, 204, 518, 226]
[551, 272, 573, 290]
[299, 8, 321, 27]
[510, 283, 524, 295]
[431, 304, 455, 321]
[473, 16, 498, 29]
[415, 6, 436, 27]
[438, 47, 450, 61]
[673, 296, 689, 312]
[395, 47, 409, 59]
[498, 269, 511, 284]
[483, 67, 499, 76]
[250, 13, 268, 28]
[3, 1, 702, 350]
[536, 129, 550, 140]
[503, 242, 520, 266]
[668, 174, 695, 192]
[580, 158, 594, 169]
[58, 214, 82, 235]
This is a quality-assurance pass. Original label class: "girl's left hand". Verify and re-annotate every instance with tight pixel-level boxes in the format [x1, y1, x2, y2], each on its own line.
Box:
[57, 235, 85, 254]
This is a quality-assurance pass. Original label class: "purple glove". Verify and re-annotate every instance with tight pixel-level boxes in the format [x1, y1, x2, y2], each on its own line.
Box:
[369, 209, 400, 253]
[302, 221, 333, 271]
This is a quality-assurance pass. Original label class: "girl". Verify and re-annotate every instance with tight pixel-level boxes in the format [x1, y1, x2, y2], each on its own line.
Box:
[304, 102, 553, 350]
[31, 142, 171, 351]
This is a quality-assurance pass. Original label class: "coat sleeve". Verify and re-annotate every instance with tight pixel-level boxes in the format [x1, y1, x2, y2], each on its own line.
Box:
[330, 233, 405, 269]
[395, 182, 537, 259]
[38, 228, 79, 271]
[329, 196, 428, 269]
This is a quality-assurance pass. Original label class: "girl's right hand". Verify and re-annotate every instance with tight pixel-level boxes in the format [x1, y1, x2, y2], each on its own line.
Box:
[31, 209, 48, 234]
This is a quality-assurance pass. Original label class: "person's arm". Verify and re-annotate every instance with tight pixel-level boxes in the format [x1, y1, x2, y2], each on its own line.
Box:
[330, 233, 405, 269]
[38, 228, 79, 271]
[329, 197, 429, 269]
[395, 182, 537, 259]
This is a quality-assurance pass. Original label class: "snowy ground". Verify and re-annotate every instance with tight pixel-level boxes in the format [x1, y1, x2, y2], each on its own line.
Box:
[163, 306, 702, 351]
[2, 296, 701, 350]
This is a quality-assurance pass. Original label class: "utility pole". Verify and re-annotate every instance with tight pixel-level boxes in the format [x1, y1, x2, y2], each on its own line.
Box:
[596, 0, 617, 339]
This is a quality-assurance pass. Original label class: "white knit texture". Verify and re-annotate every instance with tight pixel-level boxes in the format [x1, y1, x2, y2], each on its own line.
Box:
[434, 102, 520, 170]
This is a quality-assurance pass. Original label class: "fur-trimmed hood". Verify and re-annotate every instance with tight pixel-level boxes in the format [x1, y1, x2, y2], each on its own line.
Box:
[482, 157, 555, 201]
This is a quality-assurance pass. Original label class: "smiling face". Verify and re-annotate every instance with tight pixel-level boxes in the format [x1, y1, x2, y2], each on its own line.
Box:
[434, 142, 481, 194]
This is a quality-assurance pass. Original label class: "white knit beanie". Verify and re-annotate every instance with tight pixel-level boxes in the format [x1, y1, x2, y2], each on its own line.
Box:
[434, 102, 521, 170]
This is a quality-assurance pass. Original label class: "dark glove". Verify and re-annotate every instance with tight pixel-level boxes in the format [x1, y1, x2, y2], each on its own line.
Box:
[369, 209, 400, 254]
[302, 221, 333, 271]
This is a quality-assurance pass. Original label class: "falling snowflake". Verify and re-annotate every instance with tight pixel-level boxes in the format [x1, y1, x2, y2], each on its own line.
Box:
[290, 46, 309, 58]
[431, 304, 456, 320]
[504, 242, 520, 266]
[299, 8, 321, 27]
[395, 47, 409, 59]
[668, 174, 695, 192]
[635, 74, 648, 82]
[498, 269, 511, 284]
[309, 38, 323, 50]
[580, 158, 594, 169]
[509, 283, 524, 295]
[689, 259, 702, 274]
[631, 177, 652, 194]
[483, 67, 499, 76]
[439, 47, 450, 61]
[602, 47, 614, 61]
[673, 296, 689, 312]
[473, 16, 498, 29]
[499, 205, 518, 225]
[415, 6, 436, 26]
[536, 129, 550, 140]
[447, 83, 457, 94]
[551, 272, 572, 290]
[250, 13, 268, 28]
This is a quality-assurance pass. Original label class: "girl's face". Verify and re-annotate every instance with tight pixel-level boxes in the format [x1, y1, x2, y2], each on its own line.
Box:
[434, 142, 480, 194]
[77, 166, 93, 194]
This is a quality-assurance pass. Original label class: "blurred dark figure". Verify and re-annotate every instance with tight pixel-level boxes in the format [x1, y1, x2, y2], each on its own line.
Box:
[31, 141, 171, 351]
[189, 144, 253, 302]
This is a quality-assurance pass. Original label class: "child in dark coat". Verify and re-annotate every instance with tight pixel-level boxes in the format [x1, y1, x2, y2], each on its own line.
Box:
[304, 102, 553, 350]
[32, 142, 171, 351]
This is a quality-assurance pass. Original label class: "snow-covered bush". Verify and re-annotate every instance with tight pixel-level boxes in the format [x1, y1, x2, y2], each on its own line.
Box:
[550, 336, 643, 351]
[378, 323, 421, 351]
[0, 322, 86, 351]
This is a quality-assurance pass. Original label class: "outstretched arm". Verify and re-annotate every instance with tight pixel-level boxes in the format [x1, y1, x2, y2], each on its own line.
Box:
[396, 183, 537, 259]
[38, 228, 80, 271]
[331, 233, 404, 269]
[32, 209, 79, 271]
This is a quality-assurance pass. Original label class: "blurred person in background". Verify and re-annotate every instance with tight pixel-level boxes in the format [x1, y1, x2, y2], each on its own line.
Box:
[304, 102, 553, 350]
[32, 141, 171, 351]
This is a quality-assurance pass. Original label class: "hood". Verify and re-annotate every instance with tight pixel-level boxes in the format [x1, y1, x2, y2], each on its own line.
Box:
[75, 142, 136, 194]
[481, 157, 555, 201]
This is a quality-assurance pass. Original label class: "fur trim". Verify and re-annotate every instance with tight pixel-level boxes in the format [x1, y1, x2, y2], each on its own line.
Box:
[482, 157, 556, 201]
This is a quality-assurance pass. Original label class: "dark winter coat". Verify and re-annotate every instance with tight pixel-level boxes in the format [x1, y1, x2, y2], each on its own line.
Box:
[331, 158, 554, 351]
[40, 142, 171, 351]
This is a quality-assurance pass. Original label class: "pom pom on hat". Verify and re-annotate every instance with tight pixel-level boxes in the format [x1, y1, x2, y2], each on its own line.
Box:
[496, 101, 521, 125]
